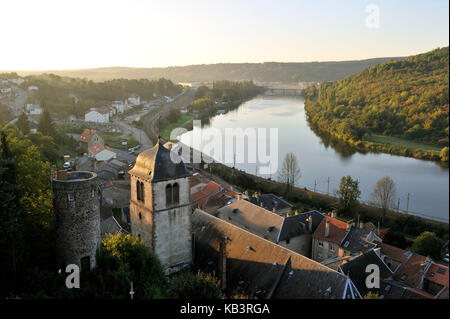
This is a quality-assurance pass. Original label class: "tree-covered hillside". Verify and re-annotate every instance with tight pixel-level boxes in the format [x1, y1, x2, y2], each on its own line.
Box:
[305, 47, 449, 161]
[14, 57, 403, 83]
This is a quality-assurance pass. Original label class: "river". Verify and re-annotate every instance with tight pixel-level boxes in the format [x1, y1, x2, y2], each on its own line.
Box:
[179, 96, 449, 222]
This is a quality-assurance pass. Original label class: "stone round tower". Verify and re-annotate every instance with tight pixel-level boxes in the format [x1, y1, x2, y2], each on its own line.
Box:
[52, 170, 101, 271]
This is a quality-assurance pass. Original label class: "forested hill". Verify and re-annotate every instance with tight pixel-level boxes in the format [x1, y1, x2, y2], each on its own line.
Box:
[14, 57, 403, 83]
[304, 47, 449, 160]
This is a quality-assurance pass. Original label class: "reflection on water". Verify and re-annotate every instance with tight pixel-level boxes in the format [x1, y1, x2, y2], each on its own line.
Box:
[180, 96, 449, 221]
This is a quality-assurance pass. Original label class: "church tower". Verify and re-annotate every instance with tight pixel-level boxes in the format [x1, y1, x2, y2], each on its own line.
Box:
[128, 137, 192, 274]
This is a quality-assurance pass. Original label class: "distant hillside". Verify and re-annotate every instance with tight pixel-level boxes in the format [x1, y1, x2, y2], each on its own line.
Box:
[14, 57, 404, 83]
[304, 47, 449, 161]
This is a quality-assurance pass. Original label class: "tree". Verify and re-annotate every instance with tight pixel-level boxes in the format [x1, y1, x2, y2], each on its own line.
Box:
[410, 231, 443, 260]
[16, 112, 30, 135]
[336, 176, 361, 215]
[440, 147, 449, 162]
[278, 152, 301, 192]
[167, 107, 181, 123]
[37, 109, 57, 139]
[370, 176, 397, 220]
[93, 233, 168, 299]
[0, 131, 23, 296]
[166, 270, 223, 299]
[381, 228, 408, 249]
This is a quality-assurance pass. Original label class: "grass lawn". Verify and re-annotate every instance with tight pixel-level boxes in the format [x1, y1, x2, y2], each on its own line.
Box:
[103, 132, 138, 149]
[369, 134, 442, 153]
[161, 114, 194, 140]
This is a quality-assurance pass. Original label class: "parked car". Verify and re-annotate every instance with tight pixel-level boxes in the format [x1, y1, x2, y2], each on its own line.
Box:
[63, 161, 71, 169]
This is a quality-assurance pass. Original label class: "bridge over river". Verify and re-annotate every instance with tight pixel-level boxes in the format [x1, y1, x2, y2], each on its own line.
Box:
[264, 86, 304, 96]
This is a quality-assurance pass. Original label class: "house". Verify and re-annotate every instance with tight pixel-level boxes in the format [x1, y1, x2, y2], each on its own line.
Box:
[312, 215, 381, 269]
[127, 95, 140, 106]
[112, 100, 125, 114]
[214, 199, 326, 257]
[27, 85, 39, 91]
[0, 88, 12, 94]
[88, 143, 117, 161]
[77, 129, 104, 149]
[192, 208, 359, 299]
[10, 78, 24, 85]
[85, 107, 110, 123]
[26, 104, 42, 115]
[248, 192, 293, 215]
[101, 181, 131, 207]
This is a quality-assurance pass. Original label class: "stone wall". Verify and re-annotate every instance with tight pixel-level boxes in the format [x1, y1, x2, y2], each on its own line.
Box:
[52, 171, 101, 270]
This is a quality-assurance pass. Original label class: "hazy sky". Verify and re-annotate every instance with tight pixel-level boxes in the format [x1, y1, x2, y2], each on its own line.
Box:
[1, 0, 448, 70]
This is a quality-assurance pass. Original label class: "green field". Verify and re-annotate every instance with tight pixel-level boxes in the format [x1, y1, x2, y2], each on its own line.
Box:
[161, 114, 194, 140]
[369, 134, 442, 153]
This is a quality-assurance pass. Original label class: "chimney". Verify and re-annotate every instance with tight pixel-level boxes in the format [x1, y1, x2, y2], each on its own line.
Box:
[272, 208, 276, 214]
[325, 219, 330, 237]
[331, 209, 337, 218]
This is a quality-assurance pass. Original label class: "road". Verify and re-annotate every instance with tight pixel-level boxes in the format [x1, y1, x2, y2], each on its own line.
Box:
[113, 118, 153, 150]
[144, 89, 194, 143]
[9, 84, 27, 116]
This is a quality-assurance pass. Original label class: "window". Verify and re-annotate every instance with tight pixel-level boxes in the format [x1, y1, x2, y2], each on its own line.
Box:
[172, 183, 179, 204]
[139, 212, 142, 220]
[140, 182, 144, 202]
[330, 244, 334, 252]
[166, 184, 173, 206]
[318, 241, 324, 247]
[286, 238, 290, 245]
[400, 274, 408, 281]
[81, 256, 90, 272]
[91, 187, 95, 198]
[136, 181, 141, 201]
[68, 193, 74, 201]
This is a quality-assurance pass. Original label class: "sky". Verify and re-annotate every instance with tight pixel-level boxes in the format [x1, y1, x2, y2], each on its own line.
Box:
[0, 0, 448, 70]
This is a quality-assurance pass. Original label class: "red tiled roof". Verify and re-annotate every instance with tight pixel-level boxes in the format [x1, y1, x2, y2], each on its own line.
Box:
[425, 263, 449, 288]
[393, 253, 428, 288]
[313, 216, 348, 245]
[77, 129, 96, 143]
[88, 143, 105, 155]
[190, 181, 222, 209]
[376, 241, 410, 263]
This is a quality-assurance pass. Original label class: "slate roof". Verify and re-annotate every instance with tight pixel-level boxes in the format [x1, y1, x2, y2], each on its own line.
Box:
[215, 199, 284, 243]
[101, 216, 126, 238]
[248, 193, 293, 213]
[339, 249, 392, 297]
[128, 138, 190, 182]
[340, 227, 377, 254]
[192, 209, 357, 299]
[278, 210, 326, 242]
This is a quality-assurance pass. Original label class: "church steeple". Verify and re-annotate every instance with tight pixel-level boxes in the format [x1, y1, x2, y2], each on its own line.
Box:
[128, 139, 192, 274]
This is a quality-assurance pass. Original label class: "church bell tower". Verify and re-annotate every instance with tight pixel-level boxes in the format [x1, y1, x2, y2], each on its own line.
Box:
[128, 137, 192, 274]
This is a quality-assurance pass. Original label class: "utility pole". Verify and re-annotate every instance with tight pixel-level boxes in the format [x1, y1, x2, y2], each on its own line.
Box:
[314, 179, 317, 193]
[406, 193, 410, 212]
[327, 177, 330, 195]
